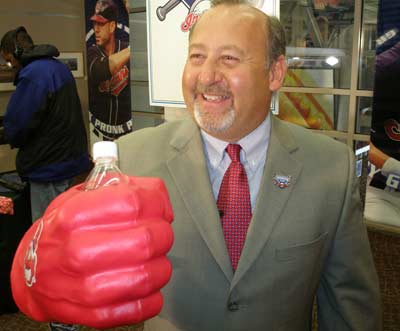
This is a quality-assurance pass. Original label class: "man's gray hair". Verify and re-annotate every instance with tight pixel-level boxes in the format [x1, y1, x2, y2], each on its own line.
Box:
[190, 0, 286, 68]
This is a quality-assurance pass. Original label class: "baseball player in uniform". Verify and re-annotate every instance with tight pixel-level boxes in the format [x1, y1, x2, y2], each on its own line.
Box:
[87, 0, 132, 141]
[365, 7, 400, 226]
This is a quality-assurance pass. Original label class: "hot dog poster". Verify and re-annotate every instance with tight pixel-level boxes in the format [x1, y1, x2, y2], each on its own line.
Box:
[278, 69, 335, 130]
[147, 0, 280, 107]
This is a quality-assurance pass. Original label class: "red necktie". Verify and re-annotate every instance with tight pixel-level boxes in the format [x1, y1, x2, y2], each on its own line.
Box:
[217, 144, 252, 271]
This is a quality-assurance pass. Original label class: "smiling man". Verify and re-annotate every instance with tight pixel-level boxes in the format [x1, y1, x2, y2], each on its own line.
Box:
[122, 2, 381, 328]
[11, 1, 382, 330]
[182, 2, 285, 141]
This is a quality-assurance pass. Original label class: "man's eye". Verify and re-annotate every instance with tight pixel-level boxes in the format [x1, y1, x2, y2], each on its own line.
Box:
[222, 55, 239, 62]
[190, 53, 203, 59]
[189, 53, 205, 64]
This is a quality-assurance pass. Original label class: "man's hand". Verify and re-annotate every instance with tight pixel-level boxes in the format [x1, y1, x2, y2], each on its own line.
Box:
[11, 177, 174, 330]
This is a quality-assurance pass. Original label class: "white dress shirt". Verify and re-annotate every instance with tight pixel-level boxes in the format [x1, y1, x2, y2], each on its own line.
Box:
[200, 115, 271, 212]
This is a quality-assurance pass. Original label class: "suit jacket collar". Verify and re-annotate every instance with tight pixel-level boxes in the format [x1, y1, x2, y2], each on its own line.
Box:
[231, 117, 303, 289]
[167, 118, 234, 280]
[166, 116, 303, 286]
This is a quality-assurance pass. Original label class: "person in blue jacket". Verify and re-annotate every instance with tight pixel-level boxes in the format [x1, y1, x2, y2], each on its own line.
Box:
[0, 27, 91, 227]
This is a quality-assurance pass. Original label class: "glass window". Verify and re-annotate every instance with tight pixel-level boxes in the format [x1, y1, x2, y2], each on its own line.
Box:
[356, 96, 373, 134]
[280, 0, 355, 89]
[359, 0, 378, 90]
[283, 68, 335, 88]
[278, 92, 349, 131]
[354, 140, 370, 204]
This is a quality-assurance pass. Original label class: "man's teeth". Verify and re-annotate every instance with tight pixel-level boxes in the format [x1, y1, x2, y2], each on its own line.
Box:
[203, 94, 227, 101]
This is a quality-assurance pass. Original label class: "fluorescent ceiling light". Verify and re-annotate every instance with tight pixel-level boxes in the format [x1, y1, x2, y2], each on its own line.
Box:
[325, 56, 339, 66]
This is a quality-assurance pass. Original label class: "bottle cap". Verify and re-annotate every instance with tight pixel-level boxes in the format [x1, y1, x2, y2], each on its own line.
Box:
[92, 141, 118, 161]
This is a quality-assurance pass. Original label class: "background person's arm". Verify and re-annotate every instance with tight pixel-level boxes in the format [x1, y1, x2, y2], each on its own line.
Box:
[369, 142, 400, 176]
[368, 142, 389, 169]
[4, 78, 48, 148]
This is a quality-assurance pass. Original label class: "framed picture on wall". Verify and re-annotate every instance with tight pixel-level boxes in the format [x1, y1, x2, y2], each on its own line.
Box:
[0, 57, 16, 91]
[58, 52, 84, 78]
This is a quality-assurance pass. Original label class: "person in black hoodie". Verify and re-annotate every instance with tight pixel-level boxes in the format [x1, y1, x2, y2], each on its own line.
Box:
[0, 26, 89, 331]
[0, 27, 91, 223]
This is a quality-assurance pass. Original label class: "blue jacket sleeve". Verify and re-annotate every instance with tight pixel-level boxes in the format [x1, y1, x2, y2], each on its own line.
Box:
[4, 77, 48, 148]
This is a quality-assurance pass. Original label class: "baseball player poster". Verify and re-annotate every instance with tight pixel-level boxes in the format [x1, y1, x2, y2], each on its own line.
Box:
[147, 0, 280, 107]
[363, 0, 400, 225]
[85, 0, 132, 142]
[371, 0, 400, 162]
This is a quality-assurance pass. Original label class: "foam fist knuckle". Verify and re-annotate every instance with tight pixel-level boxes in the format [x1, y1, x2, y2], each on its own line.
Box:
[63, 239, 88, 272]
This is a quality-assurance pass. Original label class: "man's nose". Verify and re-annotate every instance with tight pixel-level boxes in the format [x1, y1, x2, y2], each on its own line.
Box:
[198, 61, 222, 86]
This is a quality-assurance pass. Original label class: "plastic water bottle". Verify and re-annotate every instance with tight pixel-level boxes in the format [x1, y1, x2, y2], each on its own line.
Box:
[84, 141, 128, 191]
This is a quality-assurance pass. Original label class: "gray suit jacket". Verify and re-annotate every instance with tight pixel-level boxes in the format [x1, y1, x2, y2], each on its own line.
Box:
[117, 115, 381, 331]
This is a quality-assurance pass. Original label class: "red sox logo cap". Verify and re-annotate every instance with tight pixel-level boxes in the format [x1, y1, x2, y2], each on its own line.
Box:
[91, 0, 118, 24]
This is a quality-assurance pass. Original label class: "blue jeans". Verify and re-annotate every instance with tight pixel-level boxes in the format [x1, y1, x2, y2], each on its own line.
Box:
[29, 179, 73, 222]
[29, 179, 76, 330]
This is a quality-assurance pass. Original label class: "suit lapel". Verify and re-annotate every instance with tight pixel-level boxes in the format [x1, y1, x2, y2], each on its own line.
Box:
[166, 119, 233, 281]
[231, 117, 303, 289]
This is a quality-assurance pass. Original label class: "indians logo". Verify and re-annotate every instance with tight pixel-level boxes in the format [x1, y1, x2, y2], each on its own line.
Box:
[99, 65, 129, 96]
[384, 119, 400, 142]
[273, 174, 292, 189]
[156, 0, 267, 32]
[156, 0, 210, 32]
[24, 220, 43, 287]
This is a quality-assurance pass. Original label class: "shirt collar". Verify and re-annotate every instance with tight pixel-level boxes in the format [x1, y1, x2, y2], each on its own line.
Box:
[201, 114, 271, 172]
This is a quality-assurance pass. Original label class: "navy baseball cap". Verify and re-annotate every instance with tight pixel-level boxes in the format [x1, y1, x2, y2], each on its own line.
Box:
[91, 0, 118, 23]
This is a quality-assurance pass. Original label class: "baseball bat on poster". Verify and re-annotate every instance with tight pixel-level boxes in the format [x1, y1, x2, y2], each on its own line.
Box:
[157, 0, 181, 21]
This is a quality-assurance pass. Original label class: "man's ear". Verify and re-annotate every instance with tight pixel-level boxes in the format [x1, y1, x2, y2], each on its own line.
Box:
[269, 55, 287, 92]
[110, 21, 117, 33]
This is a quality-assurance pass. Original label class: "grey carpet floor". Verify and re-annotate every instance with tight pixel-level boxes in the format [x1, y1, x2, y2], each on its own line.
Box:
[0, 312, 143, 331]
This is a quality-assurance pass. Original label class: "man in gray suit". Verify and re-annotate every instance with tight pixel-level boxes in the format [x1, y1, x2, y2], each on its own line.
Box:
[11, 0, 381, 330]
[120, 0, 380, 329]
[119, 1, 381, 330]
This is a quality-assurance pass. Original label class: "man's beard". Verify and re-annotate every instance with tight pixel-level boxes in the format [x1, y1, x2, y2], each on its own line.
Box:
[193, 100, 235, 133]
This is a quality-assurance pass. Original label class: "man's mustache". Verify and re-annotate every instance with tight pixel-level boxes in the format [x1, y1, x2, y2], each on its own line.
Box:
[196, 84, 232, 96]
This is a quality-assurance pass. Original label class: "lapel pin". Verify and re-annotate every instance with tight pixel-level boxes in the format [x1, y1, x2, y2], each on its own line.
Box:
[273, 174, 291, 189]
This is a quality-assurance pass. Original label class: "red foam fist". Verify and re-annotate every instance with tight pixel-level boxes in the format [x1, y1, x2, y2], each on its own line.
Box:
[11, 177, 174, 330]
